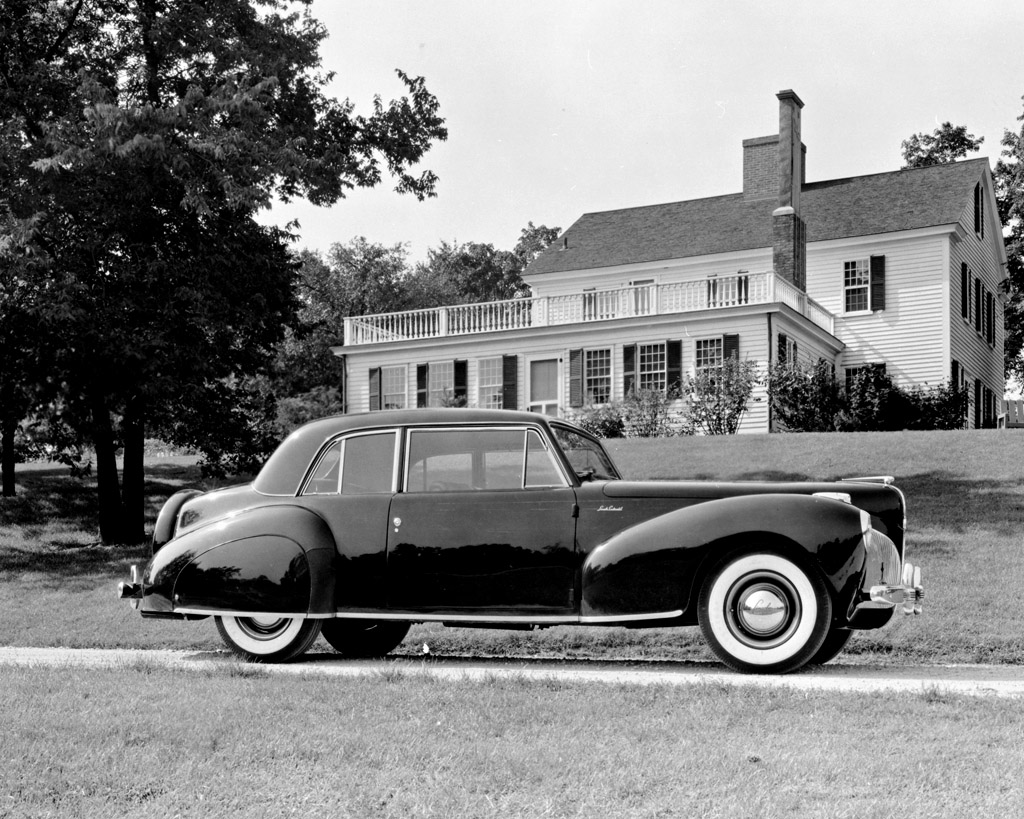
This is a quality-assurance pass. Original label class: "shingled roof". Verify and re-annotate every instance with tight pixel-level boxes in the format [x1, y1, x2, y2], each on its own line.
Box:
[526, 158, 990, 276]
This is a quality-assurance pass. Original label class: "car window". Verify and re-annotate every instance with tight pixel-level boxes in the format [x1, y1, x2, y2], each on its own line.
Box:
[342, 432, 397, 494]
[550, 425, 621, 481]
[525, 430, 565, 487]
[405, 427, 567, 492]
[303, 431, 397, 496]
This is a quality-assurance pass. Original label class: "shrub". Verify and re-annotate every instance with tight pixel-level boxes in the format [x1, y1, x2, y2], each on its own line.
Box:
[622, 388, 684, 437]
[569, 401, 625, 438]
[682, 358, 760, 435]
[767, 360, 843, 432]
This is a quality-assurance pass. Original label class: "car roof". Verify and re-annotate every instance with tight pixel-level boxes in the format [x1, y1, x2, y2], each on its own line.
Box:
[253, 408, 574, 495]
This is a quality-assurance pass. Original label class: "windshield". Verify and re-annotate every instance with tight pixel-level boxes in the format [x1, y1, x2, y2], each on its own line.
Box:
[550, 425, 621, 481]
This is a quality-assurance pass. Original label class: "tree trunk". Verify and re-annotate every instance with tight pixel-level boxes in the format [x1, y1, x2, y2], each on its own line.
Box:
[91, 392, 129, 545]
[121, 401, 147, 544]
[1, 419, 15, 497]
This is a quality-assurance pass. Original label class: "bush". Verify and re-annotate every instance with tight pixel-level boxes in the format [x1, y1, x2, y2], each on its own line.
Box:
[769, 361, 969, 432]
[682, 359, 760, 435]
[569, 402, 625, 438]
[767, 360, 843, 432]
[622, 388, 684, 437]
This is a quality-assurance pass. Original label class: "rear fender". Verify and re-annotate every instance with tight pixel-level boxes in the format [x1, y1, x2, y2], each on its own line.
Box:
[581, 494, 868, 620]
[141, 506, 335, 618]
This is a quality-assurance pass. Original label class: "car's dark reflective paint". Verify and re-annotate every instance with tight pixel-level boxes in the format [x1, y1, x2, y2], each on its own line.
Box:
[120, 408, 924, 673]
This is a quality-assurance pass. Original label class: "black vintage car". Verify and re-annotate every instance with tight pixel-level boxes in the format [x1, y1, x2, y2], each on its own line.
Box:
[119, 408, 923, 674]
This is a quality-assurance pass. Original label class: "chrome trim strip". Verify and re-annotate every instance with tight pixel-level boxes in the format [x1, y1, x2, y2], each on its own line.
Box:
[173, 608, 333, 619]
[580, 610, 683, 624]
[334, 611, 580, 624]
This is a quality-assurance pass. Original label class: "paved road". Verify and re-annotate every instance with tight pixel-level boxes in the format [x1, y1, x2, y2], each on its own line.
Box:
[2, 646, 1023, 697]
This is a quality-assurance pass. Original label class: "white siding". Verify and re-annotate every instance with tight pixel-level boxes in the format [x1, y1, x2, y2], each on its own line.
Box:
[341, 309, 790, 433]
[805, 233, 948, 387]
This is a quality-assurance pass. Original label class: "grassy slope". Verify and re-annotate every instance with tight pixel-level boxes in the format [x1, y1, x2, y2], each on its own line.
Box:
[1, 431, 1022, 663]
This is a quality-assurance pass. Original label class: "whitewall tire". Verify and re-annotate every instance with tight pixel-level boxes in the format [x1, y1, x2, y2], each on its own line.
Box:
[697, 552, 831, 674]
[216, 615, 322, 663]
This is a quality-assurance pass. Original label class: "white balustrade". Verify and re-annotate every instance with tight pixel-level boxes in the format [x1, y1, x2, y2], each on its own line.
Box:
[343, 270, 834, 345]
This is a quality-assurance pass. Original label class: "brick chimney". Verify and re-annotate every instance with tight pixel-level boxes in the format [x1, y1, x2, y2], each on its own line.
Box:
[772, 89, 807, 291]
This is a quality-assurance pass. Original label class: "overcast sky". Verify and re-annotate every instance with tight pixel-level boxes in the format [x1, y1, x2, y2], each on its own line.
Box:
[263, 0, 1024, 263]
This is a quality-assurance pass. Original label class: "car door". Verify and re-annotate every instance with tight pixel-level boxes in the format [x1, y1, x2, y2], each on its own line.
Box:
[386, 425, 578, 615]
[298, 429, 399, 610]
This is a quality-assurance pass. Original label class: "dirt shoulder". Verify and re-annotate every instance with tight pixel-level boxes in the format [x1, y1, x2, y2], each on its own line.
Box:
[2, 646, 1022, 697]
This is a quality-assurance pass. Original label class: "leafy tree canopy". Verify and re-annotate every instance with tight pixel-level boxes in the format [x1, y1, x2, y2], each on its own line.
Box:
[901, 122, 984, 168]
[996, 98, 1024, 383]
[0, 0, 446, 540]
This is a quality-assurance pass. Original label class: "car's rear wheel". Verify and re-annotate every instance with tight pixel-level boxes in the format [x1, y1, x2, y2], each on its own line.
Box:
[215, 615, 322, 663]
[697, 552, 831, 674]
[807, 627, 854, 665]
[321, 620, 411, 658]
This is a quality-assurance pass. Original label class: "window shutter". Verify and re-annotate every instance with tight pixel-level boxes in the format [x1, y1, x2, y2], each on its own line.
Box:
[569, 349, 583, 408]
[870, 255, 886, 311]
[666, 340, 682, 393]
[622, 344, 636, 397]
[453, 360, 468, 404]
[974, 279, 982, 332]
[974, 379, 982, 429]
[368, 368, 382, 412]
[961, 263, 969, 320]
[986, 292, 995, 345]
[501, 355, 518, 410]
[951, 359, 960, 387]
[723, 334, 740, 361]
[974, 183, 984, 237]
[416, 364, 429, 408]
[777, 333, 788, 366]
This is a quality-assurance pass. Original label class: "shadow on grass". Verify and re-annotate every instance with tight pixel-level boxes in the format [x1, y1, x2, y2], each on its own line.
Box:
[0, 461, 250, 580]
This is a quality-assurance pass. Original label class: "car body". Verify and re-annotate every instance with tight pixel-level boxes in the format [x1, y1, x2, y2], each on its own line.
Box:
[119, 408, 924, 673]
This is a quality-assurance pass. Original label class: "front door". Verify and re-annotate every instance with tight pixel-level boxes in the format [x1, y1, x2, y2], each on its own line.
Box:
[387, 425, 577, 614]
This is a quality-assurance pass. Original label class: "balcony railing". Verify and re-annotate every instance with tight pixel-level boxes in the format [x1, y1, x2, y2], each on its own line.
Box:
[343, 270, 834, 346]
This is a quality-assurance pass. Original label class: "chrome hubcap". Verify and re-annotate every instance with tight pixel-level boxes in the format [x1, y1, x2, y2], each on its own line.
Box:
[737, 585, 789, 635]
[725, 572, 801, 648]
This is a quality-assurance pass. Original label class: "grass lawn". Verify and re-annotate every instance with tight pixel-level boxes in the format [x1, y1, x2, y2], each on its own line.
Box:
[1, 663, 1022, 818]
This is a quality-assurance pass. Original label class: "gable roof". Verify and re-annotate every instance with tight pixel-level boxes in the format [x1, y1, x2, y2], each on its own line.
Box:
[526, 158, 991, 276]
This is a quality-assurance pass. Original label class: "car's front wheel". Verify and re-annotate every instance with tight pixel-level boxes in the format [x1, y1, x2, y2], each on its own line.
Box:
[215, 615, 322, 663]
[321, 620, 411, 658]
[697, 552, 832, 674]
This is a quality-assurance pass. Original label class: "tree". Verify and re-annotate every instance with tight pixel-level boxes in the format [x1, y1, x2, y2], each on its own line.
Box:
[901, 122, 984, 168]
[0, 1, 446, 543]
[996, 98, 1024, 382]
[405, 223, 561, 308]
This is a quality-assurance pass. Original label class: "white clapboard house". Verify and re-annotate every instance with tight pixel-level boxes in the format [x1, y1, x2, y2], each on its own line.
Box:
[337, 90, 1006, 432]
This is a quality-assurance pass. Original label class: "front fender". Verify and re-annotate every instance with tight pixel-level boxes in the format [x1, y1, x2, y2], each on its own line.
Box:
[581, 494, 868, 620]
[141, 505, 336, 617]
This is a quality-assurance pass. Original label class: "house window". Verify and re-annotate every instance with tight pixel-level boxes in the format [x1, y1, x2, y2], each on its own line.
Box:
[986, 292, 995, 346]
[638, 343, 667, 391]
[695, 338, 724, 372]
[843, 259, 870, 312]
[428, 361, 454, 406]
[584, 348, 612, 404]
[778, 333, 798, 367]
[382, 366, 407, 410]
[478, 357, 503, 409]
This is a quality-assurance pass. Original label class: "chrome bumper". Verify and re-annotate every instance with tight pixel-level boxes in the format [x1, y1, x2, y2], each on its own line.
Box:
[117, 564, 142, 610]
[869, 562, 924, 615]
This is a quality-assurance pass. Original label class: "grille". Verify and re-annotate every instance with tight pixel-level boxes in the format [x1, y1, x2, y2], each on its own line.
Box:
[866, 529, 902, 586]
